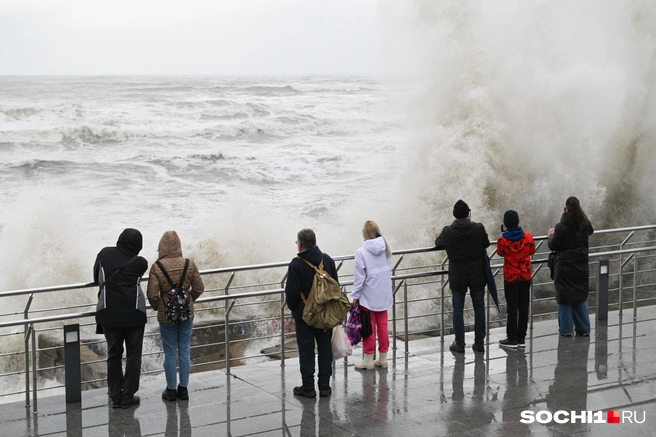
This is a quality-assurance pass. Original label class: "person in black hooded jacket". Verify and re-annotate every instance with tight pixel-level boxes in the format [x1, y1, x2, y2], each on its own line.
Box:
[94, 228, 148, 409]
[435, 200, 490, 354]
[548, 196, 594, 337]
[285, 228, 338, 399]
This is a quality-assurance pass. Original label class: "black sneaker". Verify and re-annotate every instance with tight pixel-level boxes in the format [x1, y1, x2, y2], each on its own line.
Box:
[575, 331, 590, 337]
[472, 343, 485, 353]
[449, 342, 465, 353]
[111, 397, 121, 409]
[120, 395, 140, 409]
[162, 388, 177, 402]
[517, 339, 526, 348]
[177, 385, 189, 400]
[560, 332, 573, 337]
[293, 386, 316, 398]
[499, 338, 518, 348]
[319, 386, 332, 397]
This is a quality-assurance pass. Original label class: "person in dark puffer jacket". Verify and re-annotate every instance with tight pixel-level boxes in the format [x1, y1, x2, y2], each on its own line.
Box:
[94, 228, 148, 409]
[435, 200, 490, 354]
[497, 210, 536, 348]
[548, 197, 594, 337]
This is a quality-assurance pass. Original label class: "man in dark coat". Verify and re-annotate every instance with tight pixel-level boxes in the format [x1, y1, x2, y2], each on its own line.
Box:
[285, 228, 338, 398]
[547, 196, 594, 336]
[94, 228, 148, 409]
[435, 200, 490, 353]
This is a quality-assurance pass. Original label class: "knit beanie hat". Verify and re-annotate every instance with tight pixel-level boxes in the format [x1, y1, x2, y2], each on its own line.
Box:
[503, 210, 520, 230]
[453, 200, 470, 219]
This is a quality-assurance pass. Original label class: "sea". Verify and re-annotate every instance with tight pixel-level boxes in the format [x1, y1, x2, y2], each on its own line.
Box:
[0, 76, 416, 296]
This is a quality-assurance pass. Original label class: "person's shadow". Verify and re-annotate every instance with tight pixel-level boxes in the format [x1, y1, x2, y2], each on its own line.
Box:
[164, 399, 192, 437]
[108, 406, 142, 437]
[500, 348, 530, 436]
[545, 335, 591, 434]
[447, 352, 494, 434]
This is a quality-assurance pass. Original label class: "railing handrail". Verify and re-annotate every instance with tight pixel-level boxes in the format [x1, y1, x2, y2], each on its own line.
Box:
[3, 244, 656, 329]
[2, 223, 656, 298]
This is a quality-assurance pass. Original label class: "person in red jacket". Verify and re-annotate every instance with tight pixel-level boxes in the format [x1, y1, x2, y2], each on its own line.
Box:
[497, 210, 536, 348]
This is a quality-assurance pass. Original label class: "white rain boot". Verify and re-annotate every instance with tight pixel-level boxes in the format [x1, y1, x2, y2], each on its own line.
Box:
[354, 353, 374, 370]
[374, 352, 388, 369]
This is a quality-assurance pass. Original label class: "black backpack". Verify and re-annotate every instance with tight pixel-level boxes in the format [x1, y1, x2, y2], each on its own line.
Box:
[156, 259, 191, 324]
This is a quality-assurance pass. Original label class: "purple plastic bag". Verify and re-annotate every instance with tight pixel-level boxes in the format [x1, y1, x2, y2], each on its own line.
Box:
[345, 303, 362, 346]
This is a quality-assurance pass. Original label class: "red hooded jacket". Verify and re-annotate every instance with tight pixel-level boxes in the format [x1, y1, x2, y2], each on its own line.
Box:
[497, 229, 536, 282]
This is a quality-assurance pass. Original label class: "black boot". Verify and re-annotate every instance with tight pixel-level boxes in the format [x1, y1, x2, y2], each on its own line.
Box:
[162, 388, 177, 402]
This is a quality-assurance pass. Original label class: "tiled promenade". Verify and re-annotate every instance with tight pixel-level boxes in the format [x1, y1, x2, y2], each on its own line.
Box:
[2, 306, 656, 437]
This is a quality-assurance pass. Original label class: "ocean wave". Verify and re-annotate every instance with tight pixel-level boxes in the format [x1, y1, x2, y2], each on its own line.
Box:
[243, 85, 301, 96]
[200, 112, 249, 120]
[1, 107, 44, 119]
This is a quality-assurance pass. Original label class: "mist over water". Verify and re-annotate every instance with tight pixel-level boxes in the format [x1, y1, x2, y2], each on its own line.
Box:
[382, 0, 656, 240]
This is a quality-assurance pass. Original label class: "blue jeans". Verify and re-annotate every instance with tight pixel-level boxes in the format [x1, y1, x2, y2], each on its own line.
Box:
[160, 320, 193, 389]
[558, 301, 590, 335]
[452, 289, 486, 347]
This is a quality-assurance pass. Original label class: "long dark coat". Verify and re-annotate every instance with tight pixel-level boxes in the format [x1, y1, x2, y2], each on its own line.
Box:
[547, 212, 594, 304]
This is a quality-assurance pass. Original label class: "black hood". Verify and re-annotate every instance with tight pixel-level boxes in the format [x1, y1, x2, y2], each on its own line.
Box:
[450, 218, 478, 238]
[116, 228, 143, 255]
[297, 245, 324, 266]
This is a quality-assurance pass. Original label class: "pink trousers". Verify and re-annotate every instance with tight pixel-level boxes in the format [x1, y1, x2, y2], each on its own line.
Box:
[362, 308, 390, 354]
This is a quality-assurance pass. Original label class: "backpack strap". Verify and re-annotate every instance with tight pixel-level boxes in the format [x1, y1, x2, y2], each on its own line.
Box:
[102, 255, 138, 288]
[156, 259, 189, 289]
[296, 254, 326, 303]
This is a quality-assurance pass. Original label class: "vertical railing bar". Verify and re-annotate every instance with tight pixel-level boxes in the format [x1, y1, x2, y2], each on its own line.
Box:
[403, 281, 409, 358]
[280, 272, 288, 368]
[23, 294, 34, 411]
[31, 325, 37, 414]
[224, 299, 237, 375]
[224, 272, 235, 374]
[391, 255, 403, 360]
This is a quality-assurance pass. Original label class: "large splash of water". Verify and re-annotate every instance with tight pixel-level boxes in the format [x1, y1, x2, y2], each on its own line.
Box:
[380, 0, 656, 241]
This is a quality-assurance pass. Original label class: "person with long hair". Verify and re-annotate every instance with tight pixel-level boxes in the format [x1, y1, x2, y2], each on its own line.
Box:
[351, 220, 394, 370]
[547, 197, 594, 336]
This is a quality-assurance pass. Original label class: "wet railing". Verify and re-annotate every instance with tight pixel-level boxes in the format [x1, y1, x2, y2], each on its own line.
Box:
[0, 224, 655, 413]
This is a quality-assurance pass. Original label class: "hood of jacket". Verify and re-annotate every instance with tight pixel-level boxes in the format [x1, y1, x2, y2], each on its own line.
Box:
[297, 245, 324, 266]
[157, 231, 183, 259]
[362, 236, 386, 256]
[502, 228, 525, 242]
[450, 218, 479, 238]
[116, 228, 143, 255]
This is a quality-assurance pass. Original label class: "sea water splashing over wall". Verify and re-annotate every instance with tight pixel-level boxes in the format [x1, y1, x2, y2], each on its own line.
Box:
[381, 0, 656, 238]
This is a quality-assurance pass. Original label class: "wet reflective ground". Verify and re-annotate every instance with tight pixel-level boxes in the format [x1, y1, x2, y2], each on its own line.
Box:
[4, 307, 656, 436]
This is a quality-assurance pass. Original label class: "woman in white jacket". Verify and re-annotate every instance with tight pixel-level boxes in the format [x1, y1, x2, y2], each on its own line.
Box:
[352, 220, 394, 370]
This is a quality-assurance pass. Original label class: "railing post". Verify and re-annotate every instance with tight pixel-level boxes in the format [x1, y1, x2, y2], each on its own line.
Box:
[280, 272, 288, 369]
[391, 256, 403, 361]
[403, 281, 409, 358]
[595, 260, 610, 321]
[633, 255, 638, 323]
[224, 272, 235, 374]
[31, 326, 37, 414]
[23, 294, 34, 411]
[63, 324, 81, 403]
[618, 232, 635, 319]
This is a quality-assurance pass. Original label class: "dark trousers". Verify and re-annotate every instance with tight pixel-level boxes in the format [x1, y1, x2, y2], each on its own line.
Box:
[452, 288, 486, 347]
[504, 280, 530, 342]
[103, 324, 145, 401]
[294, 318, 332, 389]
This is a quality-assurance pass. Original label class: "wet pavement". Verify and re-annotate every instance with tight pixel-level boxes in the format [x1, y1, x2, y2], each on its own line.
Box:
[3, 306, 656, 437]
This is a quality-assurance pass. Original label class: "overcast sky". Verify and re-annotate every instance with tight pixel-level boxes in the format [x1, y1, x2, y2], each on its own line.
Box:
[0, 0, 387, 75]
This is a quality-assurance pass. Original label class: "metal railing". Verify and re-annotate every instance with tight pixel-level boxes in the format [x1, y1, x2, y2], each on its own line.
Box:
[1, 224, 655, 413]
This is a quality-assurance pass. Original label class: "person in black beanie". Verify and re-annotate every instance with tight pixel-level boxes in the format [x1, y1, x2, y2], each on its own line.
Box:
[497, 210, 536, 348]
[435, 200, 490, 353]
